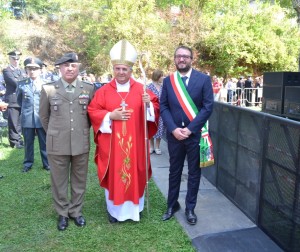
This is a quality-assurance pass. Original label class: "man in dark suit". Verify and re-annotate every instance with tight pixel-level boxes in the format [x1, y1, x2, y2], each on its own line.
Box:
[39, 53, 94, 231]
[3, 50, 27, 148]
[17, 57, 49, 173]
[160, 45, 214, 225]
[244, 75, 253, 107]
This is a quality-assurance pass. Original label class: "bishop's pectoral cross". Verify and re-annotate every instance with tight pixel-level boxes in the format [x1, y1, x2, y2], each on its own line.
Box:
[120, 99, 128, 136]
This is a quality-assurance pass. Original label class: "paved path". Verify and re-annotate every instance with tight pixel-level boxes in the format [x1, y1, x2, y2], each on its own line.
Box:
[150, 141, 283, 251]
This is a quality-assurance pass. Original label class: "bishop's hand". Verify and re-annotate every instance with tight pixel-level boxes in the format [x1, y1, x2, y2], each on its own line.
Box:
[142, 93, 150, 107]
[110, 107, 131, 121]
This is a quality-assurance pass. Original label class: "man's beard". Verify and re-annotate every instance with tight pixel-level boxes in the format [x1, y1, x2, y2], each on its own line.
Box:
[176, 64, 191, 73]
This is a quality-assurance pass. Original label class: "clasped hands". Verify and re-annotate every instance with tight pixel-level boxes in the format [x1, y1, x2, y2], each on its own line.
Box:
[172, 127, 191, 140]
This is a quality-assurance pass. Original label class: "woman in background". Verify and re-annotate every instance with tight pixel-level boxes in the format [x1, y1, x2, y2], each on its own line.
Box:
[147, 69, 165, 155]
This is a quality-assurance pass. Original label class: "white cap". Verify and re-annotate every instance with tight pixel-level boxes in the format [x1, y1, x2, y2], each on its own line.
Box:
[110, 39, 137, 67]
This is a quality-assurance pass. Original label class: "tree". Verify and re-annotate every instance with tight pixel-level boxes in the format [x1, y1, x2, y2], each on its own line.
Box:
[198, 0, 300, 77]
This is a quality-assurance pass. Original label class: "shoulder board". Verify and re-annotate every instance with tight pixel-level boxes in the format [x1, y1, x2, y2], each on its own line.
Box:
[82, 81, 93, 86]
[44, 81, 56, 85]
[18, 78, 30, 85]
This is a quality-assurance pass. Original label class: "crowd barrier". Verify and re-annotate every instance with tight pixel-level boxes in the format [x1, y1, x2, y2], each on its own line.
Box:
[215, 87, 263, 107]
[203, 102, 300, 251]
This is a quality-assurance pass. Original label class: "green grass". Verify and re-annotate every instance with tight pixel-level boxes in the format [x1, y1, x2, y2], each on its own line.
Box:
[0, 133, 195, 252]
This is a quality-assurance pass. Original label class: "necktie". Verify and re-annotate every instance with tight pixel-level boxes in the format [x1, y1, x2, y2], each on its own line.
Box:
[68, 84, 73, 92]
[181, 76, 188, 87]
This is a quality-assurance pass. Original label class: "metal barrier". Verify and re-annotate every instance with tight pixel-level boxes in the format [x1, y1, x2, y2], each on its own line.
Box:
[203, 102, 300, 251]
[216, 87, 263, 107]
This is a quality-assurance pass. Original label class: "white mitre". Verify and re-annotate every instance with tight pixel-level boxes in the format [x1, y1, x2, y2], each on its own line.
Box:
[110, 39, 138, 67]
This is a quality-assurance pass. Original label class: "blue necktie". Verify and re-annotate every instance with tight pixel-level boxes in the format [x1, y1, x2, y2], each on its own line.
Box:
[181, 76, 188, 87]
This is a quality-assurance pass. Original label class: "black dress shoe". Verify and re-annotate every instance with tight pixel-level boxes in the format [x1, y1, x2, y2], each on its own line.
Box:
[22, 166, 32, 173]
[15, 144, 24, 149]
[185, 210, 197, 225]
[107, 211, 118, 223]
[70, 216, 86, 227]
[57, 215, 68, 231]
[162, 201, 180, 221]
[43, 166, 50, 171]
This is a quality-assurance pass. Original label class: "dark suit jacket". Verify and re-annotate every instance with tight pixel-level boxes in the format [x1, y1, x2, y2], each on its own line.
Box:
[160, 69, 214, 138]
[3, 65, 27, 107]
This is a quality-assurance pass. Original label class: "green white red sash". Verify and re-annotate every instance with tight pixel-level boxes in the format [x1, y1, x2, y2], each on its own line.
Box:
[170, 71, 214, 168]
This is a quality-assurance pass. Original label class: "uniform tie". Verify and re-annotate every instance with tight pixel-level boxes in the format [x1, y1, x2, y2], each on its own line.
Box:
[67, 83, 74, 92]
[181, 76, 188, 87]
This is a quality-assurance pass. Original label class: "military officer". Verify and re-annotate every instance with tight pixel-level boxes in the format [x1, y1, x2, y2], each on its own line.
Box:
[17, 57, 50, 172]
[3, 50, 27, 148]
[39, 52, 94, 231]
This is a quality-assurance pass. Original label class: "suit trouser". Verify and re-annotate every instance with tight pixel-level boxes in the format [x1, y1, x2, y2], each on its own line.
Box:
[7, 106, 22, 147]
[167, 135, 201, 211]
[22, 127, 48, 168]
[48, 153, 89, 218]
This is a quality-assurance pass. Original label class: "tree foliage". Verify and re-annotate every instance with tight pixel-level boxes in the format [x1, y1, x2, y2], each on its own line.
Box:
[198, 0, 300, 77]
[1, 0, 299, 78]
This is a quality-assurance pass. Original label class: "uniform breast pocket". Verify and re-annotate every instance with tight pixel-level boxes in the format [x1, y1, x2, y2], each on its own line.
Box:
[79, 98, 89, 115]
[50, 99, 63, 116]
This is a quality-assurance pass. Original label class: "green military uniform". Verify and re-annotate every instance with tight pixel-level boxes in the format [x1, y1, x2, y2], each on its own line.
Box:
[39, 78, 94, 218]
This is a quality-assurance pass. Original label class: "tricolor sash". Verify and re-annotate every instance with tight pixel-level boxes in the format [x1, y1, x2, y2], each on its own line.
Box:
[170, 71, 214, 168]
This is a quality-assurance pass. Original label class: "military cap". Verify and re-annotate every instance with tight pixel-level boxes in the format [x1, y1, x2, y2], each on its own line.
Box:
[24, 57, 43, 68]
[8, 50, 22, 59]
[55, 52, 79, 65]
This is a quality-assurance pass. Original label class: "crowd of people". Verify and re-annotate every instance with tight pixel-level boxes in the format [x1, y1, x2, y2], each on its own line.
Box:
[211, 74, 263, 107]
[0, 42, 214, 231]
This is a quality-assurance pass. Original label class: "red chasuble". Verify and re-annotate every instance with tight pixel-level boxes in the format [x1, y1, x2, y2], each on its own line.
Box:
[88, 78, 159, 205]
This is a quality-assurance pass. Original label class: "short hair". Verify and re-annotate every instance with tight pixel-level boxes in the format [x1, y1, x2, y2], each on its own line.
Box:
[174, 45, 193, 59]
[151, 69, 164, 82]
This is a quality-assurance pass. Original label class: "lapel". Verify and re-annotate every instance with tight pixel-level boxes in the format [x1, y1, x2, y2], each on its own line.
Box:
[55, 79, 70, 100]
[73, 79, 83, 101]
[25, 79, 34, 94]
[186, 69, 196, 92]
[55, 79, 84, 101]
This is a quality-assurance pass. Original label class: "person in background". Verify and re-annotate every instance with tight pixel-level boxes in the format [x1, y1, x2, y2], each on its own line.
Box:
[0, 100, 8, 179]
[147, 69, 165, 155]
[88, 40, 159, 223]
[160, 45, 213, 225]
[212, 75, 221, 101]
[3, 50, 27, 148]
[225, 78, 234, 104]
[40, 63, 54, 83]
[17, 57, 50, 173]
[244, 75, 253, 107]
[0, 73, 6, 102]
[39, 52, 94, 231]
[236, 76, 244, 106]
[254, 77, 261, 106]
